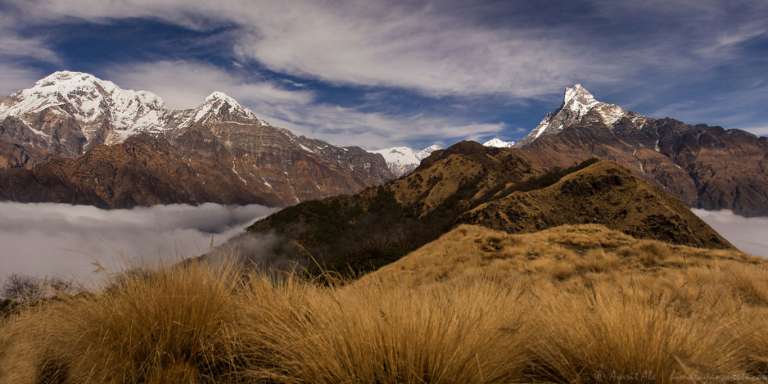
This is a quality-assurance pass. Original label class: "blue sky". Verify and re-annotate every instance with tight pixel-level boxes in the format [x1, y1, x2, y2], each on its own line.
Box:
[0, 0, 766, 149]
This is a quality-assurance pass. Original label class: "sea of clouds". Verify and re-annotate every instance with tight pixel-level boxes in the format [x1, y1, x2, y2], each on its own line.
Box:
[0, 202, 274, 288]
[692, 209, 768, 257]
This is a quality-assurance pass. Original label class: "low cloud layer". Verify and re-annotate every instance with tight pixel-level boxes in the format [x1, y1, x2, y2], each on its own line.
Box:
[693, 209, 768, 257]
[0, 202, 274, 287]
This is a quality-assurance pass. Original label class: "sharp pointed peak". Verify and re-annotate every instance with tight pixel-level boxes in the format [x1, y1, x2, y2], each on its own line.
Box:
[187, 91, 260, 125]
[563, 83, 597, 105]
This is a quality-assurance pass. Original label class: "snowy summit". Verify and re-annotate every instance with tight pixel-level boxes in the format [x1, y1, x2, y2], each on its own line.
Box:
[520, 84, 642, 145]
[482, 138, 515, 148]
[371, 144, 442, 177]
[0, 71, 168, 144]
[0, 71, 263, 147]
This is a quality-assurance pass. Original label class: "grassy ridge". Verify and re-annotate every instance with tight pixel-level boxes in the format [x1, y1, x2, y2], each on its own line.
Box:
[245, 158, 731, 281]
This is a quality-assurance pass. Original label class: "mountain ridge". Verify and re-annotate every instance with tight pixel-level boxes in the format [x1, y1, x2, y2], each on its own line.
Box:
[242, 142, 730, 277]
[0, 71, 393, 207]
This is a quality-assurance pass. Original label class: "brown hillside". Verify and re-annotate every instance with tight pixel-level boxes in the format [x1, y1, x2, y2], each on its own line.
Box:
[360, 224, 760, 289]
[462, 160, 728, 249]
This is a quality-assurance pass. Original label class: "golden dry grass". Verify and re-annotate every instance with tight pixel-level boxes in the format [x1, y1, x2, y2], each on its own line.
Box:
[526, 285, 746, 383]
[2, 224, 768, 383]
[0, 264, 245, 384]
[239, 280, 530, 383]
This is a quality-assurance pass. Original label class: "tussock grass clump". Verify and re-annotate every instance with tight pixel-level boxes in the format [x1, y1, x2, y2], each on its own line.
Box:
[240, 281, 529, 383]
[527, 285, 745, 383]
[0, 263, 246, 384]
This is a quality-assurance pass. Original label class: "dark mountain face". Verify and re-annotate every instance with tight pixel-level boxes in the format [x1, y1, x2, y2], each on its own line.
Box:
[0, 72, 392, 207]
[519, 85, 768, 216]
[0, 135, 280, 208]
[243, 142, 730, 277]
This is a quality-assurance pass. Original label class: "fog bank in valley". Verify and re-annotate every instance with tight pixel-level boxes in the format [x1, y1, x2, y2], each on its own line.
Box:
[693, 209, 768, 257]
[0, 202, 274, 287]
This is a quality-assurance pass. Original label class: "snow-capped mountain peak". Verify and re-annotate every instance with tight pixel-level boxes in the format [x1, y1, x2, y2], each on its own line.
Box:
[482, 138, 515, 148]
[371, 144, 442, 177]
[186, 91, 261, 126]
[0, 71, 273, 150]
[205, 91, 241, 105]
[563, 84, 600, 117]
[0, 70, 168, 144]
[521, 84, 630, 144]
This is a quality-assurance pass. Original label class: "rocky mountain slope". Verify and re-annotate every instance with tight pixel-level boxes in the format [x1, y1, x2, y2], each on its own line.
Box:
[0, 72, 392, 207]
[244, 142, 729, 276]
[518, 84, 768, 216]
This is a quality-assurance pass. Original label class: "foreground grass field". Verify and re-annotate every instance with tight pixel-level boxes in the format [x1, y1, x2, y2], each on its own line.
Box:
[2, 224, 768, 383]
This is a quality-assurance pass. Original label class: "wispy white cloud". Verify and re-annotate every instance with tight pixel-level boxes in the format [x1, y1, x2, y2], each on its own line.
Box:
[105, 60, 504, 147]
[13, 0, 767, 99]
[647, 81, 768, 132]
[227, 2, 624, 98]
[0, 15, 60, 63]
[0, 15, 59, 95]
[0, 63, 47, 96]
[264, 104, 505, 149]
[106, 60, 314, 109]
[9, 0, 629, 98]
